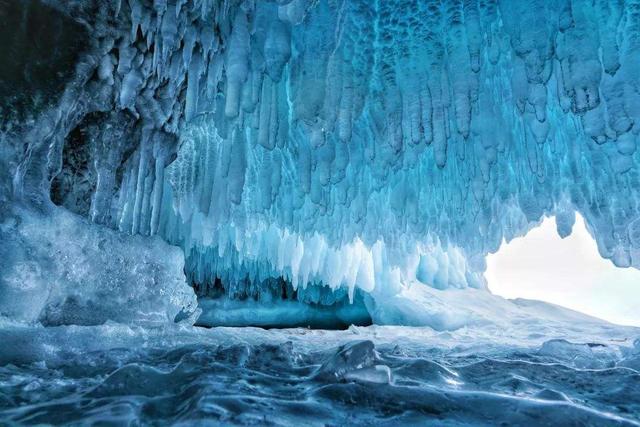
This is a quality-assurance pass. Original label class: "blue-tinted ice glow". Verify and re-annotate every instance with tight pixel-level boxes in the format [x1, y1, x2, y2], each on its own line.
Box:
[2, 0, 640, 326]
[2, 2, 640, 423]
[152, 0, 640, 306]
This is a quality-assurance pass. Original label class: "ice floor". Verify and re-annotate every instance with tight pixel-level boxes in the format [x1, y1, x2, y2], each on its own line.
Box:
[1, 317, 639, 426]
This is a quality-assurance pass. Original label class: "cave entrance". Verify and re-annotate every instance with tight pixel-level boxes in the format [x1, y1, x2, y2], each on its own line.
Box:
[486, 214, 640, 327]
[191, 277, 373, 330]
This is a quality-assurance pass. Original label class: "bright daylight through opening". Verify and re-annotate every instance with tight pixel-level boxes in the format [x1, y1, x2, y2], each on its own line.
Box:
[487, 214, 640, 327]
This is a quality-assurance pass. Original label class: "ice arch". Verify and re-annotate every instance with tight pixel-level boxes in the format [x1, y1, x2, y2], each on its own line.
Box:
[487, 214, 640, 327]
[1, 0, 640, 328]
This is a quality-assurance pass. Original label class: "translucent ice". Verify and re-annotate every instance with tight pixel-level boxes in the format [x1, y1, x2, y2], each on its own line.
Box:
[2, 2, 640, 423]
[2, 0, 640, 328]
[0, 206, 199, 325]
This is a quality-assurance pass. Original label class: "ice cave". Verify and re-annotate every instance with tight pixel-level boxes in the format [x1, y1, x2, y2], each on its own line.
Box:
[1, 0, 640, 425]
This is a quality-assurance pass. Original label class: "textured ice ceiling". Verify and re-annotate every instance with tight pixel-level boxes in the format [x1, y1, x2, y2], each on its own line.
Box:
[3, 0, 640, 320]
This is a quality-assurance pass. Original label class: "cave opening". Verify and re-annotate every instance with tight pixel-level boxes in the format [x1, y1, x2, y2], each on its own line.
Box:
[486, 214, 640, 327]
[191, 275, 373, 330]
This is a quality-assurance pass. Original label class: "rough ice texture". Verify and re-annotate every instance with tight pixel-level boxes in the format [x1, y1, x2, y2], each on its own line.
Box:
[0, 313, 639, 425]
[0, 206, 199, 325]
[2, 0, 640, 326]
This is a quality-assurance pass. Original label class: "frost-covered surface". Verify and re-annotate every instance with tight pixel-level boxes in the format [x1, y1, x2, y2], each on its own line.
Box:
[0, 316, 639, 426]
[3, 0, 640, 317]
[0, 206, 199, 326]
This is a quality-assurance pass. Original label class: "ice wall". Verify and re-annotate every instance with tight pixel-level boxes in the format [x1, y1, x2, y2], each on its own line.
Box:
[0, 206, 199, 325]
[0, 0, 200, 325]
[157, 0, 640, 300]
[3, 0, 640, 325]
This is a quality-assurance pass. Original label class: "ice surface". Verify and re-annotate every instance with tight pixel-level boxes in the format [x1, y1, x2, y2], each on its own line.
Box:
[0, 206, 199, 326]
[0, 318, 639, 425]
[314, 340, 378, 381]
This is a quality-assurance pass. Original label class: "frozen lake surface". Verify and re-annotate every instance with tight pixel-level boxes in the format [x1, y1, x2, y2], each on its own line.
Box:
[1, 318, 639, 426]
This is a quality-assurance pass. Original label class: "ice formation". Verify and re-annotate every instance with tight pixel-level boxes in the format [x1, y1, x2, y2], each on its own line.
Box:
[2, 0, 640, 327]
[0, 207, 199, 325]
[2, 314, 640, 425]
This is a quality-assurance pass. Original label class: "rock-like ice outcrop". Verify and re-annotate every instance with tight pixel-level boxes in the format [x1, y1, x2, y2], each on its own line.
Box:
[0, 206, 199, 325]
[2, 0, 640, 327]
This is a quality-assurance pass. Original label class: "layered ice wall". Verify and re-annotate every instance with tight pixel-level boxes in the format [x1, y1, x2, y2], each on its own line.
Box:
[156, 0, 640, 303]
[2, 0, 640, 326]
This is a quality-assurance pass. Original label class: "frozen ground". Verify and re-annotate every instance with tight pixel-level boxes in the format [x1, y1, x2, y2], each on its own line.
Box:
[1, 311, 639, 426]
